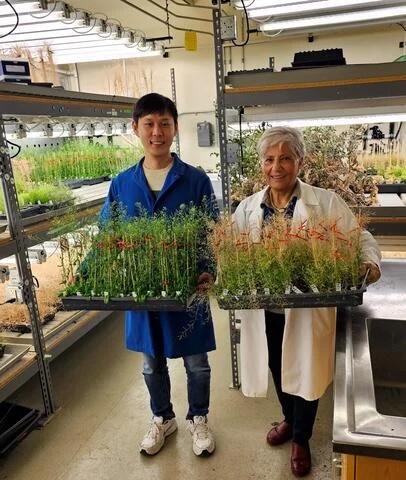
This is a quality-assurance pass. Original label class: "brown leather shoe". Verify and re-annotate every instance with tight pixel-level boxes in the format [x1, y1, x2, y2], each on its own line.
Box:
[266, 420, 293, 446]
[291, 442, 311, 477]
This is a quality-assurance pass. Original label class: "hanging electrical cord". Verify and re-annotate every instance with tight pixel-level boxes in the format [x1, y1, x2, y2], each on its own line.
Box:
[30, 1, 57, 20]
[6, 139, 21, 159]
[232, 0, 250, 47]
[397, 23, 406, 33]
[166, 0, 171, 41]
[72, 16, 101, 35]
[395, 122, 403, 140]
[148, 0, 212, 23]
[118, 0, 213, 36]
[240, 0, 256, 7]
[0, 0, 19, 39]
[171, 0, 217, 9]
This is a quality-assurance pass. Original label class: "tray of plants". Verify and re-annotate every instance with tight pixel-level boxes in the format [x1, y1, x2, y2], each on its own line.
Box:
[58, 208, 209, 312]
[210, 215, 370, 310]
[216, 286, 366, 310]
[60, 295, 192, 311]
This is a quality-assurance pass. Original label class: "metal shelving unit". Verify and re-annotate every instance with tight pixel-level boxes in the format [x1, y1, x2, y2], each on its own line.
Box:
[212, 13, 406, 387]
[0, 84, 134, 416]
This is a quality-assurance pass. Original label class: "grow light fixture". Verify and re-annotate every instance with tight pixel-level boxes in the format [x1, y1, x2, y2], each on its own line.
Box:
[229, 113, 406, 130]
[0, 18, 120, 46]
[53, 47, 162, 65]
[0, 1, 44, 16]
[0, 32, 118, 49]
[0, 2, 153, 65]
[0, 9, 65, 27]
[233, 0, 384, 18]
[259, 5, 406, 32]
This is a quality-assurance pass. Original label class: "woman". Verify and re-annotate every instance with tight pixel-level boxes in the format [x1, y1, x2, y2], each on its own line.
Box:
[233, 126, 381, 477]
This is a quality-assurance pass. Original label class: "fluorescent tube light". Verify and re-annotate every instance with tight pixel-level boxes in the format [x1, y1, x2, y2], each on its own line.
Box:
[0, 1, 43, 16]
[245, 0, 383, 18]
[234, 0, 320, 7]
[53, 48, 161, 65]
[0, 26, 104, 43]
[0, 33, 118, 49]
[230, 113, 406, 130]
[0, 10, 65, 27]
[260, 6, 406, 31]
[48, 39, 136, 53]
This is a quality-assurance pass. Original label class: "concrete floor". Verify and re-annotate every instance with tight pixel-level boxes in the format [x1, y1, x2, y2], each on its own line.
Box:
[0, 301, 333, 480]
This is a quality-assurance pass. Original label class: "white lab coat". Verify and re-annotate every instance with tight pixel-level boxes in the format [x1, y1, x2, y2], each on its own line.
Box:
[233, 179, 381, 401]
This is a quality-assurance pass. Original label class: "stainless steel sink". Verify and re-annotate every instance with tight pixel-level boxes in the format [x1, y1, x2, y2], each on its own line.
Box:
[333, 260, 406, 459]
[367, 318, 406, 418]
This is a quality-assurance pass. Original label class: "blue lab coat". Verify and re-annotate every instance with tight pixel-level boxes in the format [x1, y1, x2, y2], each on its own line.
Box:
[99, 154, 218, 358]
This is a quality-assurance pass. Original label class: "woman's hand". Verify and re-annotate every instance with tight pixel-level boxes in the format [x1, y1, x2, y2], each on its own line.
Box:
[359, 261, 381, 286]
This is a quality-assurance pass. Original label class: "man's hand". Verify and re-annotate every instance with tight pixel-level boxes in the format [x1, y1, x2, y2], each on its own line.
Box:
[197, 272, 214, 294]
[359, 261, 381, 286]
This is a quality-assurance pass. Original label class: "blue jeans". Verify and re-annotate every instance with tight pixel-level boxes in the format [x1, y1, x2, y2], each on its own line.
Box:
[142, 352, 211, 420]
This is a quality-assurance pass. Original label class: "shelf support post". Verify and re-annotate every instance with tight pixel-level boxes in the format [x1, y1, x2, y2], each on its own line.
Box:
[212, 7, 240, 390]
[0, 115, 57, 416]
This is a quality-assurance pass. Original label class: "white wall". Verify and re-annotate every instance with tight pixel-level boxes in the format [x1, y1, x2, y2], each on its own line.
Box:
[76, 24, 406, 168]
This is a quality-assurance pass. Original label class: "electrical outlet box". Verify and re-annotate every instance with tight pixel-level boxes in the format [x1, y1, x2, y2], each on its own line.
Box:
[220, 16, 237, 41]
[45, 123, 53, 137]
[0, 265, 10, 283]
[226, 143, 239, 163]
[28, 247, 47, 264]
[197, 121, 213, 146]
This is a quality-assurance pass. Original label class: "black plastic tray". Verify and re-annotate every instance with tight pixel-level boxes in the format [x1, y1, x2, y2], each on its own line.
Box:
[217, 287, 366, 310]
[0, 401, 41, 457]
[377, 183, 406, 194]
[62, 179, 84, 189]
[82, 176, 105, 186]
[61, 295, 191, 311]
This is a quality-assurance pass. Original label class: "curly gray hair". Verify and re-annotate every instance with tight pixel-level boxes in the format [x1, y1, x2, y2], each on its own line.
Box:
[257, 126, 306, 162]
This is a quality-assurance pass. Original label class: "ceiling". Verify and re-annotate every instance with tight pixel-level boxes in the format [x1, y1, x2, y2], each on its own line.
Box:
[64, 1, 406, 50]
[66, 0, 220, 49]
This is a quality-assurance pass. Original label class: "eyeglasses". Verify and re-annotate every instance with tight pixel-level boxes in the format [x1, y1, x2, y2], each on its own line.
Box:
[261, 155, 298, 167]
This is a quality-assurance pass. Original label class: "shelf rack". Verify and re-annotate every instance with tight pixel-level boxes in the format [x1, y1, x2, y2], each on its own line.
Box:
[0, 84, 134, 416]
[212, 8, 406, 388]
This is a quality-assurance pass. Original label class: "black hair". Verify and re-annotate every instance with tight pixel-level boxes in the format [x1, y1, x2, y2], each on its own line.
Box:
[133, 93, 178, 124]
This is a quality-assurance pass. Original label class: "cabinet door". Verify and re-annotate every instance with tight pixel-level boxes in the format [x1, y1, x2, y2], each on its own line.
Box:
[342, 454, 355, 480]
[356, 455, 406, 480]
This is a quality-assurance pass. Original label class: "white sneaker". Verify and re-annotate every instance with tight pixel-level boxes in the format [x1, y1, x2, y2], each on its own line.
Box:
[140, 416, 178, 455]
[187, 415, 216, 456]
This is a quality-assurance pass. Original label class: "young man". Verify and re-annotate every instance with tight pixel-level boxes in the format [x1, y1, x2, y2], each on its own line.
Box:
[99, 93, 218, 456]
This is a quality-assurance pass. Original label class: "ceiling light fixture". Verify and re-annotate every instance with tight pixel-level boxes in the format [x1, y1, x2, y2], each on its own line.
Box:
[260, 6, 406, 31]
[0, 32, 117, 49]
[0, 1, 44, 16]
[241, 0, 384, 19]
[230, 113, 406, 130]
[53, 48, 161, 65]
